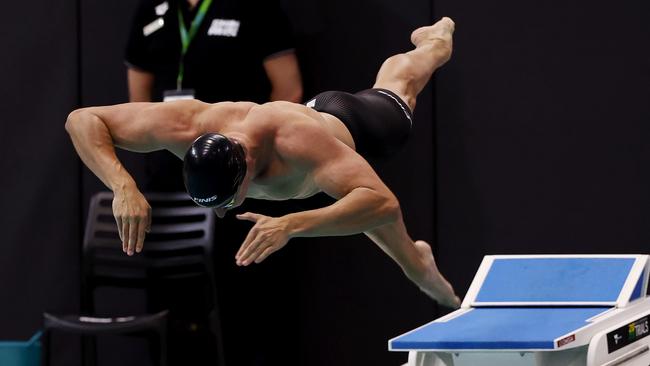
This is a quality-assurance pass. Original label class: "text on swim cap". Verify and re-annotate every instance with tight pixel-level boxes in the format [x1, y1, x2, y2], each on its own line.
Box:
[193, 195, 218, 204]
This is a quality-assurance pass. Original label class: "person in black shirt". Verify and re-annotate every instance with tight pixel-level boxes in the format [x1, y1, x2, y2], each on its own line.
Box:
[125, 0, 302, 104]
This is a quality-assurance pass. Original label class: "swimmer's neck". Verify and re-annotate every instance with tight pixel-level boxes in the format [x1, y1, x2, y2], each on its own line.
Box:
[226, 132, 271, 180]
[226, 132, 316, 200]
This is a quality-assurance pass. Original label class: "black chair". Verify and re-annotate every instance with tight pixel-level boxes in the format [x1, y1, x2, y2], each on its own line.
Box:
[43, 192, 225, 366]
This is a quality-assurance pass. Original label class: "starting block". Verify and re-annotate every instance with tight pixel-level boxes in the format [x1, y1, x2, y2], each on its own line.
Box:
[389, 255, 650, 366]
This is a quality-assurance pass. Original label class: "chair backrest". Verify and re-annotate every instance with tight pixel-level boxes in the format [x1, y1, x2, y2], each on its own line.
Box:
[83, 192, 216, 291]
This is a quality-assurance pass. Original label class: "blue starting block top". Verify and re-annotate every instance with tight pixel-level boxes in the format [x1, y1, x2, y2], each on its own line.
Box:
[465, 255, 647, 307]
[476, 257, 634, 304]
[389, 255, 650, 352]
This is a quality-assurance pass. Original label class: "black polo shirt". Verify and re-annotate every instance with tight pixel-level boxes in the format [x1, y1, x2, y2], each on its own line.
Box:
[125, 0, 295, 103]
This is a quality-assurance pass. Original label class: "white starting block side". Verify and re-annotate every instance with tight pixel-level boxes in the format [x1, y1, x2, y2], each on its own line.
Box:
[587, 308, 650, 366]
[389, 255, 650, 366]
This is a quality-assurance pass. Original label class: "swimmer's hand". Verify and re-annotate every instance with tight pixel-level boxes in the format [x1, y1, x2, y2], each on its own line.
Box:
[235, 212, 292, 266]
[112, 187, 152, 256]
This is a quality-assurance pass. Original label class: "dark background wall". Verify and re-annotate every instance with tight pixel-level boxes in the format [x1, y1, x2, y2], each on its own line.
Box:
[0, 1, 81, 322]
[0, 1, 81, 365]
[433, 1, 650, 295]
[1, 1, 649, 366]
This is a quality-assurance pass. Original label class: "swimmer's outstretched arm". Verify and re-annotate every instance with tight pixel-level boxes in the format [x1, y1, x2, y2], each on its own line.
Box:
[65, 100, 208, 255]
[235, 124, 400, 264]
[234, 123, 460, 306]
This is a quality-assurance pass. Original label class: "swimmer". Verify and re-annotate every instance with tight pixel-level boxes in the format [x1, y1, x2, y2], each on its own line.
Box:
[66, 17, 460, 307]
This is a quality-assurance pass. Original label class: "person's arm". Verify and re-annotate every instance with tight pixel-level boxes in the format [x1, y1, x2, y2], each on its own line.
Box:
[280, 127, 398, 236]
[127, 67, 155, 102]
[263, 51, 303, 103]
[65, 100, 206, 255]
[235, 123, 400, 265]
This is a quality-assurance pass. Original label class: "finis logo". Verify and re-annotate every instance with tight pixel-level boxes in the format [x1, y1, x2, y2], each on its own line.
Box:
[193, 195, 218, 203]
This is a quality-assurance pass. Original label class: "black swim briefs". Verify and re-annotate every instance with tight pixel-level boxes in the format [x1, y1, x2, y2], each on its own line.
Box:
[305, 88, 413, 160]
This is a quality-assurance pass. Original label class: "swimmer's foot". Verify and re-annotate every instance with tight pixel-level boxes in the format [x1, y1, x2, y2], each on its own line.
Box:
[410, 17, 455, 67]
[409, 240, 461, 308]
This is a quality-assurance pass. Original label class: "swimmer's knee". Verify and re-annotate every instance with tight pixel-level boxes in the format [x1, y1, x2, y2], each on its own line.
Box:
[376, 54, 418, 110]
[380, 54, 418, 86]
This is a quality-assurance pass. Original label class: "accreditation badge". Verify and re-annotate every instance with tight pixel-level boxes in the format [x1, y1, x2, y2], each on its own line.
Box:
[163, 89, 195, 102]
[143, 17, 165, 36]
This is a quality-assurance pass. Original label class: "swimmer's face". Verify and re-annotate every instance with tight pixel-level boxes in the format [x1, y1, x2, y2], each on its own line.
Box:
[213, 171, 250, 218]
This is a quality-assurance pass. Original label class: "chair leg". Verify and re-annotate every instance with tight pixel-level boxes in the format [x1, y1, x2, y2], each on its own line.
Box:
[41, 330, 51, 366]
[81, 335, 97, 366]
[147, 329, 167, 366]
[159, 329, 167, 366]
[209, 309, 226, 366]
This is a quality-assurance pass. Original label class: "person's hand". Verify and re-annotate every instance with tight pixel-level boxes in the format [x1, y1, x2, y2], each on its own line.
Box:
[112, 188, 152, 256]
[235, 213, 292, 266]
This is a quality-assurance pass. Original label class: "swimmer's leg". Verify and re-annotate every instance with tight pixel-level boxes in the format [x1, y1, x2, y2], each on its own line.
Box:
[373, 17, 455, 112]
[364, 216, 460, 307]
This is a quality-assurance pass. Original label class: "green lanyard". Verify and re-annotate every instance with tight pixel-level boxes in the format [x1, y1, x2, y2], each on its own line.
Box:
[177, 0, 213, 89]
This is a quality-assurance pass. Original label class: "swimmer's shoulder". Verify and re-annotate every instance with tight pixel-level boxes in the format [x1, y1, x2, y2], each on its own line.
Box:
[205, 101, 258, 117]
[197, 101, 258, 128]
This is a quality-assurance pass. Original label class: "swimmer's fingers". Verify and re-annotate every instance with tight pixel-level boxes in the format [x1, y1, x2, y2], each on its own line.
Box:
[254, 246, 277, 264]
[137, 206, 152, 253]
[245, 242, 269, 264]
[112, 194, 128, 252]
[236, 212, 262, 223]
[236, 215, 291, 265]
[122, 221, 131, 254]
[247, 237, 285, 264]
[237, 236, 265, 266]
[146, 207, 152, 233]
[112, 190, 151, 255]
[235, 212, 262, 259]
[127, 218, 138, 256]
[236, 225, 256, 261]
[115, 215, 125, 251]
[135, 211, 149, 254]
[129, 205, 151, 255]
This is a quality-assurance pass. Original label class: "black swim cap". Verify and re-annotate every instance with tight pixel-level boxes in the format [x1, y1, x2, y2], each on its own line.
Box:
[183, 133, 247, 208]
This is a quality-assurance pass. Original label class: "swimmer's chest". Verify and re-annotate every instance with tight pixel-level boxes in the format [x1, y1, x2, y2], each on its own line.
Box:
[248, 166, 320, 201]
